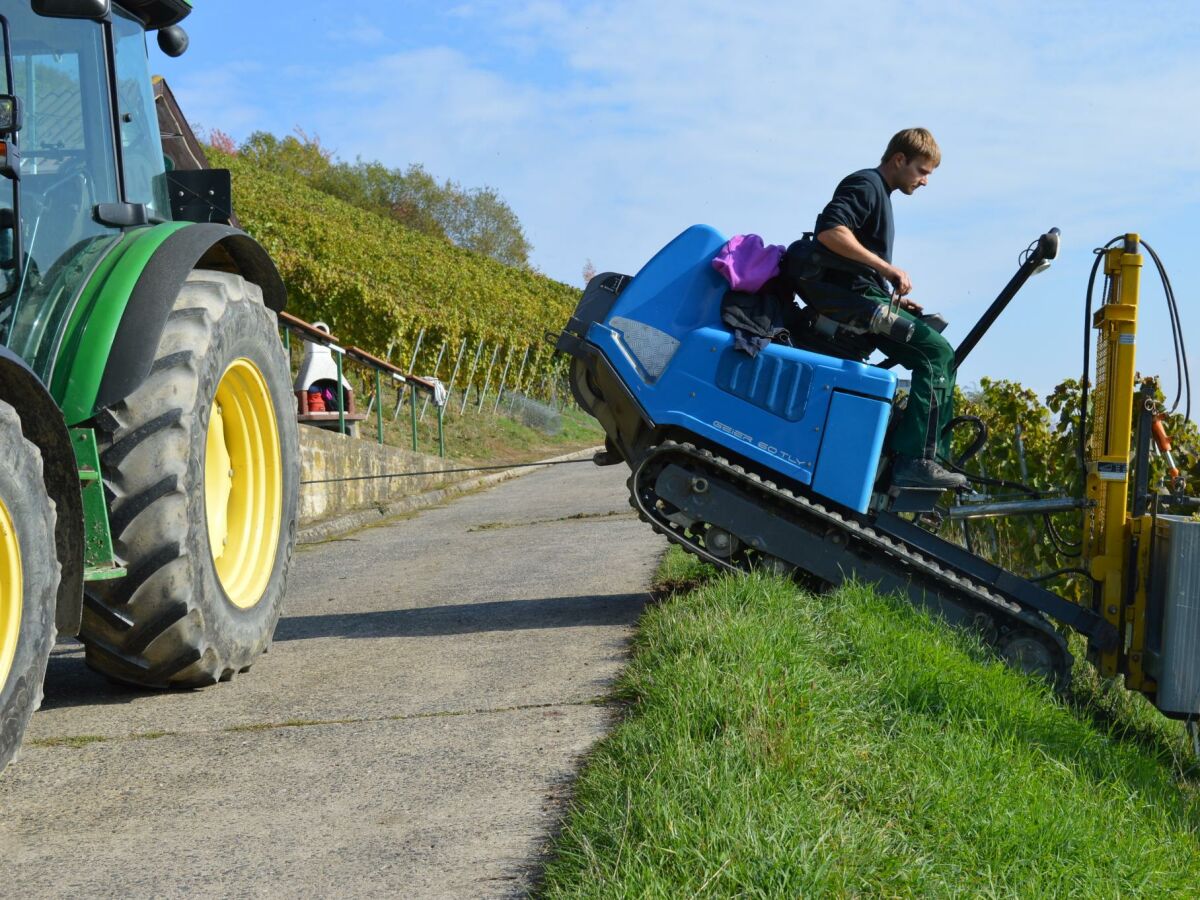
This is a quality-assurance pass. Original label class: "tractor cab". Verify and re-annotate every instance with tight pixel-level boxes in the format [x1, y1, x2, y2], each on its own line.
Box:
[0, 0, 185, 377]
[0, 0, 304, 778]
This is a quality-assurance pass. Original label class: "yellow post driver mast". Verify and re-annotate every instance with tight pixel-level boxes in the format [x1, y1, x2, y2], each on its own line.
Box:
[1083, 235, 1145, 685]
[1082, 234, 1200, 719]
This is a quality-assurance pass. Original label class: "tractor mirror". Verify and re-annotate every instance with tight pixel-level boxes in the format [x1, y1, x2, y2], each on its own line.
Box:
[31, 0, 111, 19]
[157, 26, 189, 57]
[1031, 227, 1061, 275]
[0, 96, 19, 137]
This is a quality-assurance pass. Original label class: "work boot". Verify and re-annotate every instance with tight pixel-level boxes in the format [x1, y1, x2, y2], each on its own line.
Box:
[891, 456, 968, 490]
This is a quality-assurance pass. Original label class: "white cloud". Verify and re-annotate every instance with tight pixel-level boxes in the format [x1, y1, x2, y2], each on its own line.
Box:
[191, 0, 1200, 396]
[330, 18, 389, 48]
[309, 3, 1200, 281]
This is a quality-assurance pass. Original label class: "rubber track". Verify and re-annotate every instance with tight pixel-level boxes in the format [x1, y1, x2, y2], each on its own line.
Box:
[630, 441, 1071, 683]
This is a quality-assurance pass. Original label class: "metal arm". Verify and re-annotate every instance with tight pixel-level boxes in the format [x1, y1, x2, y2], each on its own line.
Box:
[953, 228, 1059, 370]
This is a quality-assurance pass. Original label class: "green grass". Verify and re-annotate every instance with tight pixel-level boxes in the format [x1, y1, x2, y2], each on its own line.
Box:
[539, 549, 1200, 897]
[30, 734, 109, 750]
[308, 397, 602, 466]
[393, 402, 602, 465]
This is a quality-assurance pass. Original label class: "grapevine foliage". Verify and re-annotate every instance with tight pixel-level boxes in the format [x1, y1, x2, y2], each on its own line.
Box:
[946, 377, 1199, 599]
[212, 148, 579, 389]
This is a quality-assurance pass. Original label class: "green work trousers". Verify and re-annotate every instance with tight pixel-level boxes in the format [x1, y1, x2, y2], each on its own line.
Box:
[862, 288, 957, 461]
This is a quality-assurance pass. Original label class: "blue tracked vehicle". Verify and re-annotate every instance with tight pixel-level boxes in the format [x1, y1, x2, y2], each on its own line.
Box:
[557, 225, 1200, 721]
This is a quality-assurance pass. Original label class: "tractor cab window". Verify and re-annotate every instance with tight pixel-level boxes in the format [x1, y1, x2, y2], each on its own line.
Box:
[112, 8, 168, 218]
[1, 7, 122, 371]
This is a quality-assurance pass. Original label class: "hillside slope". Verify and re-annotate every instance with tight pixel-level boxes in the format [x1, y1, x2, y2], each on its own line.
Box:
[541, 552, 1200, 897]
[210, 147, 579, 381]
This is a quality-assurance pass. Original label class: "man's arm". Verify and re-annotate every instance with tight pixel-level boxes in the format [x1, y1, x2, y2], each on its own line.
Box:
[816, 226, 913, 298]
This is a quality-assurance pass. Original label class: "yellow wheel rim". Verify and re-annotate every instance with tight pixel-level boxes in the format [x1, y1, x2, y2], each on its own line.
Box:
[205, 358, 283, 609]
[0, 497, 22, 689]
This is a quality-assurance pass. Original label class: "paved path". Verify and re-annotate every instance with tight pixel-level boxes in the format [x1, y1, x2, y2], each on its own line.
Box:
[0, 461, 664, 898]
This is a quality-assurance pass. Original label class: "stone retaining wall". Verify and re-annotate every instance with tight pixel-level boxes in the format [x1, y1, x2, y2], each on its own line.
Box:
[298, 426, 454, 527]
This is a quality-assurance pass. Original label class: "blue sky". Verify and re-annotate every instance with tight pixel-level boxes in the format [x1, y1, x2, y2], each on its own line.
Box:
[154, 1, 1199, 407]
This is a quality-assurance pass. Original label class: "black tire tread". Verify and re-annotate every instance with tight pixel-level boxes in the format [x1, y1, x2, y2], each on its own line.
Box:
[0, 401, 61, 774]
[79, 271, 299, 688]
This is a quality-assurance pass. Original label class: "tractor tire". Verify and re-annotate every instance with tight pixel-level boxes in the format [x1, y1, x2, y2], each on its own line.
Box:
[0, 401, 61, 774]
[80, 270, 299, 687]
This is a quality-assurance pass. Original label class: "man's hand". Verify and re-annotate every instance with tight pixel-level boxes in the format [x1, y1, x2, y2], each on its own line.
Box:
[898, 296, 923, 314]
[885, 265, 913, 296]
[817, 228, 915, 297]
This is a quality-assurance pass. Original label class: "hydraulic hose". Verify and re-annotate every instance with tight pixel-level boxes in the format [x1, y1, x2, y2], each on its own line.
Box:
[1139, 240, 1191, 424]
[1078, 236, 1192, 491]
[943, 415, 1081, 556]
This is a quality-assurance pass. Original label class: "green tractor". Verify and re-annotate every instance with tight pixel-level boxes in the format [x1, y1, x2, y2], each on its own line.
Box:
[0, 0, 299, 772]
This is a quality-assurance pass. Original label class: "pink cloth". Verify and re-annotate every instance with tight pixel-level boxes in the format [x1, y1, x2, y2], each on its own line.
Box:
[711, 233, 785, 293]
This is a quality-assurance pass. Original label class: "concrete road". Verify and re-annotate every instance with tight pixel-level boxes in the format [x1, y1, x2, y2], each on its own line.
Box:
[0, 461, 664, 898]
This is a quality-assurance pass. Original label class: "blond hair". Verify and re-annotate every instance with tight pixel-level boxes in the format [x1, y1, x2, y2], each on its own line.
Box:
[881, 128, 941, 167]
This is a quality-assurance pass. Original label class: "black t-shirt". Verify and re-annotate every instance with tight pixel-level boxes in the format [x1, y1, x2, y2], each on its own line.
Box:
[814, 167, 894, 295]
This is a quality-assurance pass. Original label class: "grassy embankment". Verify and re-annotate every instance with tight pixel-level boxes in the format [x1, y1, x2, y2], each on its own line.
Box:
[540, 548, 1200, 897]
[372, 400, 603, 467]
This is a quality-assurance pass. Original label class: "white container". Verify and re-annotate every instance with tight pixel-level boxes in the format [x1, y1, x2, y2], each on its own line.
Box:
[1148, 515, 1200, 717]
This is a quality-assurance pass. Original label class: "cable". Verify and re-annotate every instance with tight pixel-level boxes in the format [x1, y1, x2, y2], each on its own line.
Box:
[945, 415, 988, 467]
[300, 456, 594, 486]
[946, 464, 1081, 556]
[1045, 515, 1082, 557]
[942, 415, 1082, 556]
[1078, 239, 1122, 485]
[1018, 236, 1039, 267]
[1030, 567, 1093, 583]
[1139, 240, 1191, 424]
[948, 463, 1033, 495]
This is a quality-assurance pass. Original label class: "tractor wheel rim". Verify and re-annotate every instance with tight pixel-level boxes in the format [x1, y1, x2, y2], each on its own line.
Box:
[0, 497, 22, 689]
[205, 358, 282, 609]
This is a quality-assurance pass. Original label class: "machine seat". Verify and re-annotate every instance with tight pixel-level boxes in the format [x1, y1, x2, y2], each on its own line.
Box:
[784, 304, 876, 363]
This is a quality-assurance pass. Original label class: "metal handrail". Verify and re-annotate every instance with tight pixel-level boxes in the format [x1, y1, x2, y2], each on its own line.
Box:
[279, 311, 446, 457]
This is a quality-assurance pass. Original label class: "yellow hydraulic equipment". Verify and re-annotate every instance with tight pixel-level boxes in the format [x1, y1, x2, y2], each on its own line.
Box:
[1081, 235, 1199, 720]
[1083, 236, 1143, 681]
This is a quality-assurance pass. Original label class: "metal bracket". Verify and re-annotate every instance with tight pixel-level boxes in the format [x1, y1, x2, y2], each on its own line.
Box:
[70, 428, 126, 581]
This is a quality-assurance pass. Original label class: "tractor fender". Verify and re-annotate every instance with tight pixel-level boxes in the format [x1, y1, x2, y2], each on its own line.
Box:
[94, 223, 287, 415]
[0, 346, 84, 637]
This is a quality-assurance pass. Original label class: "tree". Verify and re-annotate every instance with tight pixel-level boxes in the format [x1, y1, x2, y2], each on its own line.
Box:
[233, 130, 532, 268]
[207, 128, 238, 155]
[444, 185, 531, 269]
[239, 129, 333, 181]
